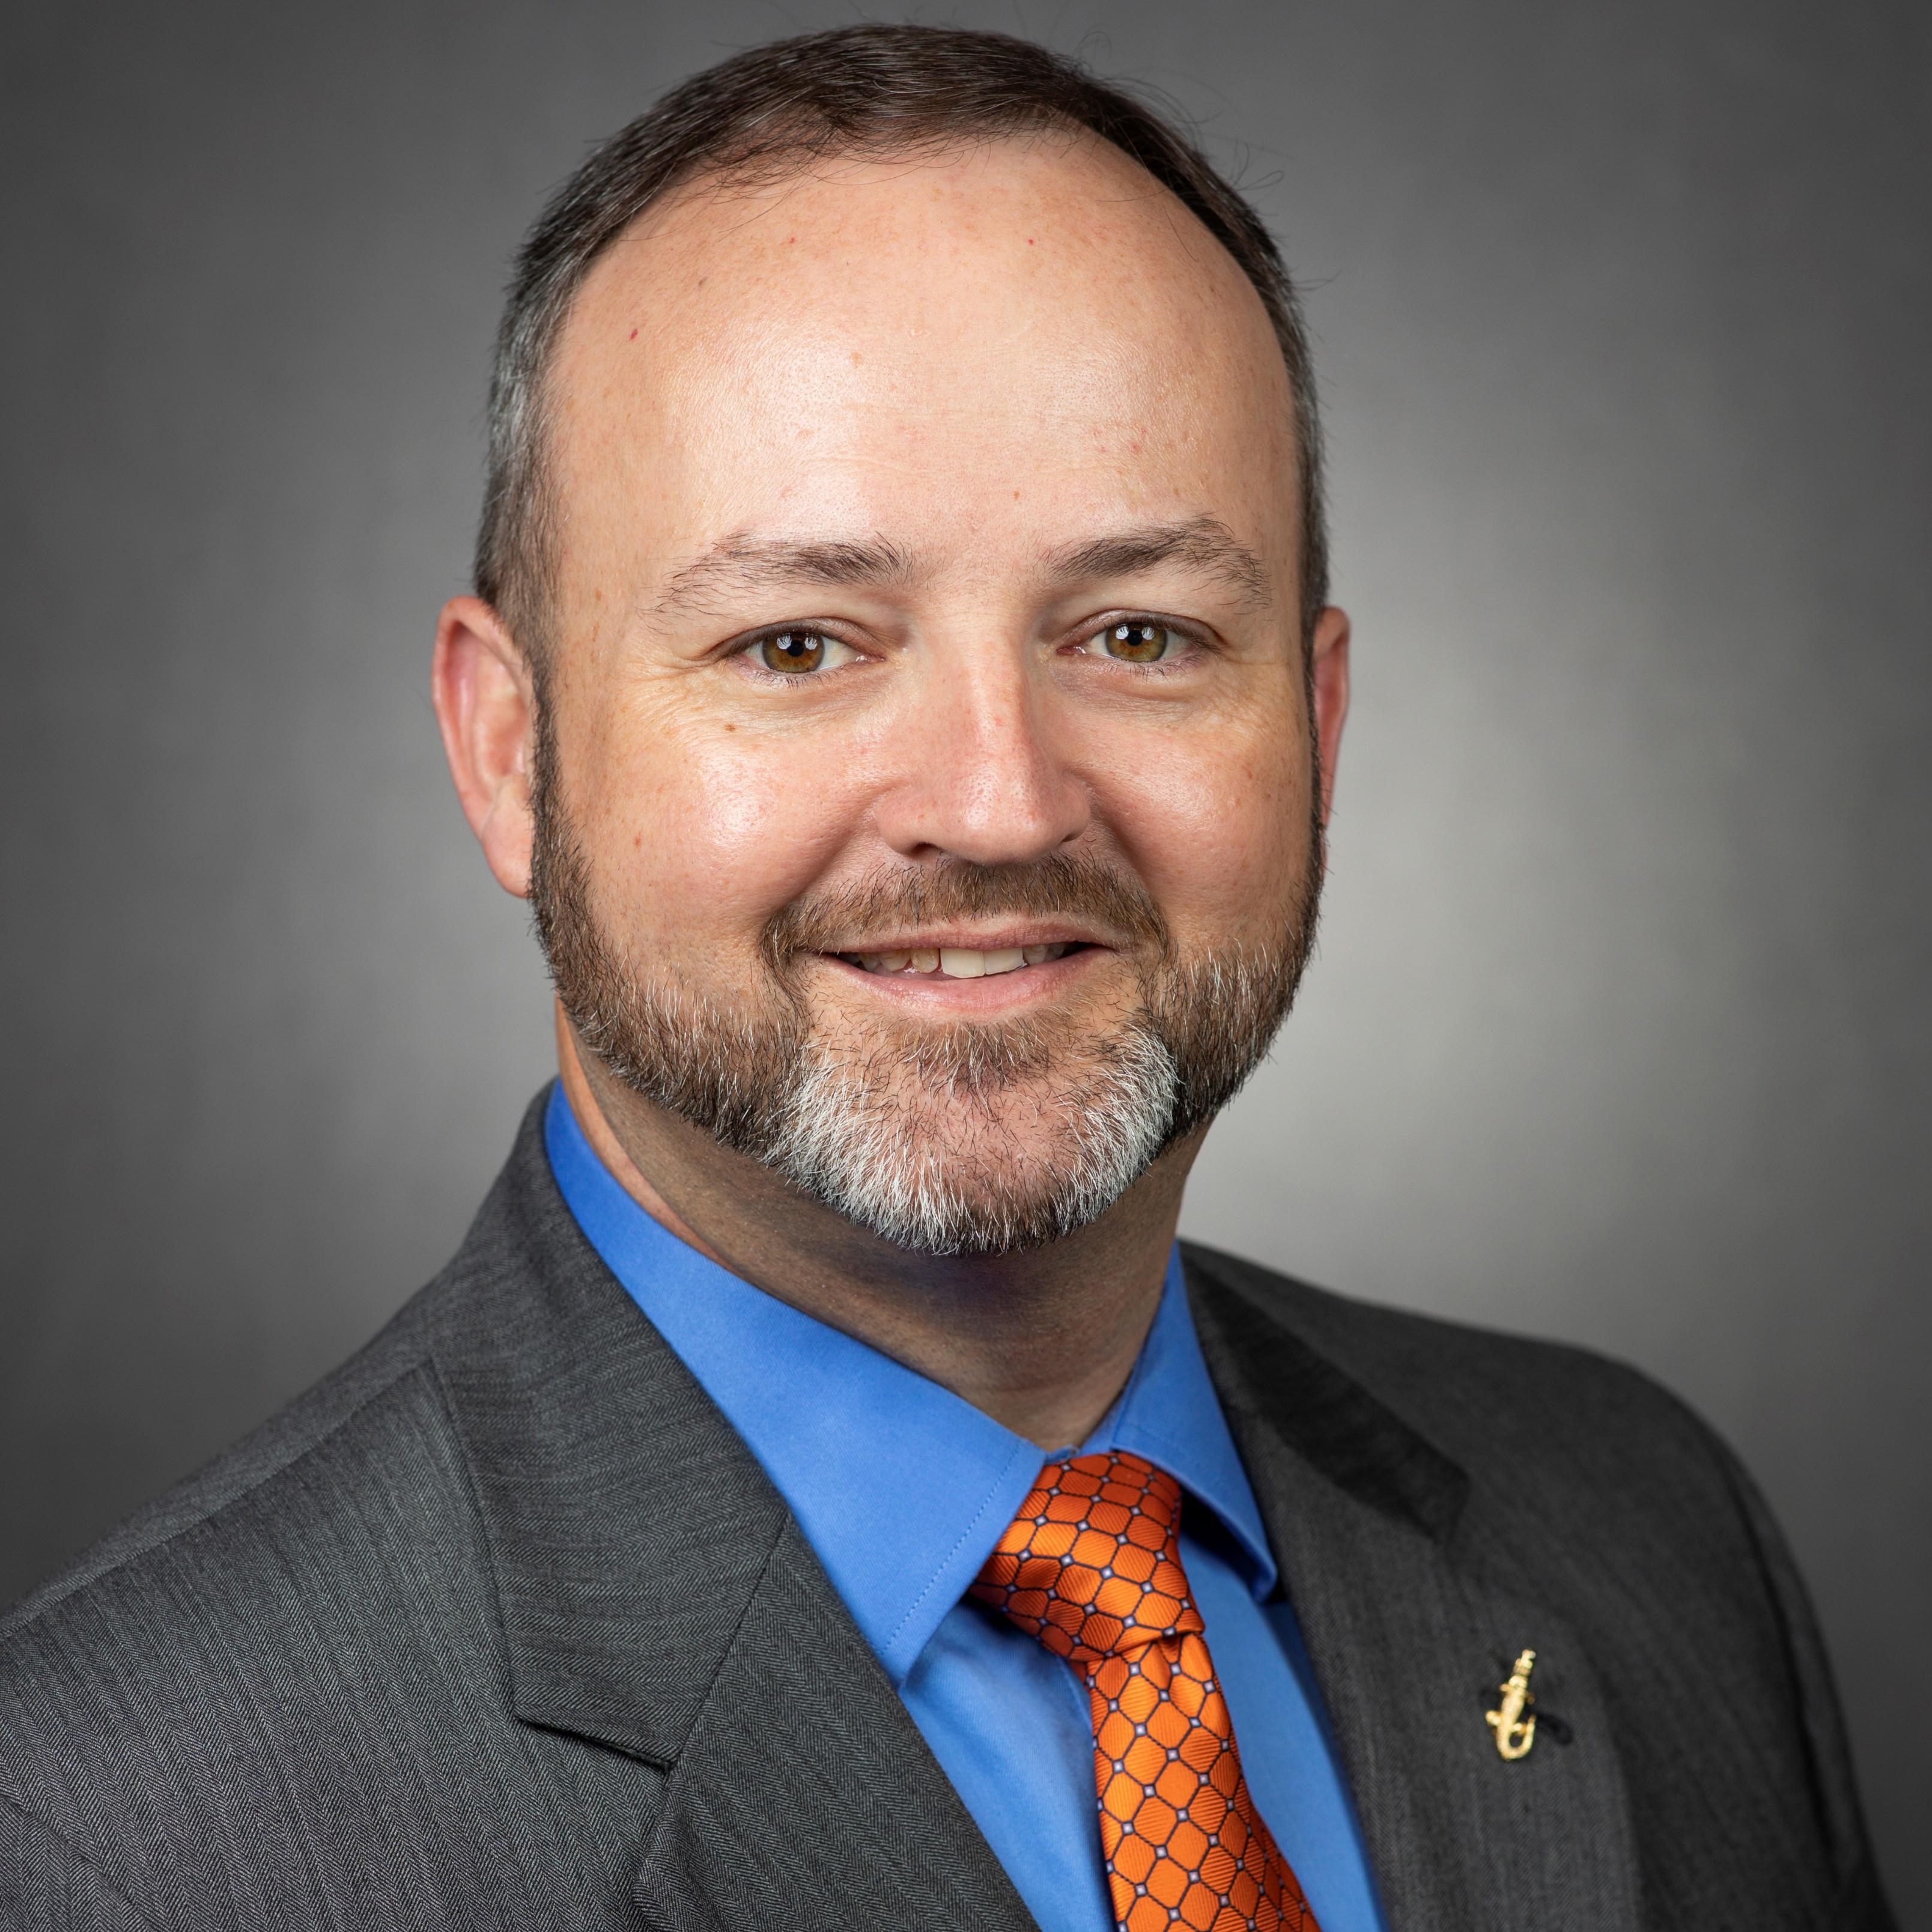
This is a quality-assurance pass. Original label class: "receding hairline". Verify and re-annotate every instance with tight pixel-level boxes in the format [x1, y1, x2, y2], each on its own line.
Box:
[477, 31, 1328, 673]
[547, 123, 1297, 437]
[530, 129, 1302, 637]
[577, 115, 1223, 249]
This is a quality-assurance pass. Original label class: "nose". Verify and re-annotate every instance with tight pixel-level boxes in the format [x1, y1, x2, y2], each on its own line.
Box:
[870, 642, 1091, 867]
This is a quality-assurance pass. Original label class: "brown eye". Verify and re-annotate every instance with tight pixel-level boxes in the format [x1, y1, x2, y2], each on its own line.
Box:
[1092, 620, 1179, 663]
[759, 629, 828, 673]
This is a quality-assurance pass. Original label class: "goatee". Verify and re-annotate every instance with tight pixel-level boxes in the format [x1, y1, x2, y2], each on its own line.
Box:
[529, 723, 1322, 1256]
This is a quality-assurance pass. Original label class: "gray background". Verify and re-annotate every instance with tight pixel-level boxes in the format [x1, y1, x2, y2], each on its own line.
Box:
[3, 0, 1926, 1913]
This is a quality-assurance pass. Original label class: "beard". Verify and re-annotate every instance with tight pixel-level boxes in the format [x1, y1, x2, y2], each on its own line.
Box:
[530, 733, 1323, 1257]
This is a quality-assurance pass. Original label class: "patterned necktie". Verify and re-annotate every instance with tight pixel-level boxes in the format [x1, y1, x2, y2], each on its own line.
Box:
[971, 1450, 1320, 1932]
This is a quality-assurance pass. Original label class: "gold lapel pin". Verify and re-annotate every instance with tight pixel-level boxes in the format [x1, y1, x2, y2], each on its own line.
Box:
[1486, 1649, 1538, 1760]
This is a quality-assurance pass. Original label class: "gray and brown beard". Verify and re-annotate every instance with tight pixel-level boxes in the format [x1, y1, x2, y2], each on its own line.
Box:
[530, 735, 1323, 1257]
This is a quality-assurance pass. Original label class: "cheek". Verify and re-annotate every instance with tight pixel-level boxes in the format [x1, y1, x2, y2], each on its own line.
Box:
[573, 702, 863, 955]
[1092, 703, 1313, 937]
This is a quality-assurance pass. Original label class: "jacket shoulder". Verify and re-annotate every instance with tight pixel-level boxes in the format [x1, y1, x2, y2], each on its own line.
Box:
[0, 1343, 496, 1926]
[4, 1093, 568, 1637]
[2, 1274, 446, 1636]
[1182, 1239, 1895, 1929]
[1180, 1236, 1713, 1476]
[0, 1092, 667, 1931]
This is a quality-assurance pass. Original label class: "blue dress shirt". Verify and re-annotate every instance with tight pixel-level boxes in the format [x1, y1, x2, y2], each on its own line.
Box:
[545, 1084, 1385, 1932]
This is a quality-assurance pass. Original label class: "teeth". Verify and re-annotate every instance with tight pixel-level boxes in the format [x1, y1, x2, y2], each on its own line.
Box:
[847, 942, 1072, 977]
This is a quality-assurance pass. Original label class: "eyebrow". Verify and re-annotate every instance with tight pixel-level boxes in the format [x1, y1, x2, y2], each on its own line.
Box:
[649, 514, 1272, 621]
[651, 533, 916, 619]
[1045, 517, 1272, 613]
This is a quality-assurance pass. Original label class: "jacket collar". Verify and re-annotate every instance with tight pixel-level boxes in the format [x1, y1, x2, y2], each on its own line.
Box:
[1182, 1241, 1470, 1549]
[428, 1091, 788, 1767]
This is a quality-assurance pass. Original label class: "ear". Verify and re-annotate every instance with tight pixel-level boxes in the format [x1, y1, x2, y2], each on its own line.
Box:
[1308, 604, 1351, 828]
[432, 596, 538, 899]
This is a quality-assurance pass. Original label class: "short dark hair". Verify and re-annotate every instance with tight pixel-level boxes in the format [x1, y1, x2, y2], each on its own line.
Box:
[475, 23, 1327, 667]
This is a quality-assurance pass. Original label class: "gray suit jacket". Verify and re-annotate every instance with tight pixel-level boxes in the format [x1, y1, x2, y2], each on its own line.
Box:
[0, 1093, 1893, 1930]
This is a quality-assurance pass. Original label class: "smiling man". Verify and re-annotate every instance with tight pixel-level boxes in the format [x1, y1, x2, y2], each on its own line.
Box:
[0, 25, 1894, 1932]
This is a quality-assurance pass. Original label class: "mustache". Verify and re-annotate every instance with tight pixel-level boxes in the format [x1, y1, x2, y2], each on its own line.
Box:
[762, 852, 1173, 967]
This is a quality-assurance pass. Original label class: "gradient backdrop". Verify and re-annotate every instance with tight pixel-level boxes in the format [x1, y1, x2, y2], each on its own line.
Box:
[4, 0, 1927, 1912]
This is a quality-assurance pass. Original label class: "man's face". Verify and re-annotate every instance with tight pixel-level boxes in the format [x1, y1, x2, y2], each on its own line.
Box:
[527, 134, 1344, 1254]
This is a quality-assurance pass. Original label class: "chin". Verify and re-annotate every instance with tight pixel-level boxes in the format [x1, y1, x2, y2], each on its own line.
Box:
[768, 1056, 1177, 1258]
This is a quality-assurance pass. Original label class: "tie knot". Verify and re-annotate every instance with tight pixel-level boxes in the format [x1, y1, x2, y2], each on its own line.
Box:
[971, 1450, 1203, 1666]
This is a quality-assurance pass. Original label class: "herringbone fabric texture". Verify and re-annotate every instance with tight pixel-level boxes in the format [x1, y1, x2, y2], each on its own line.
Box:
[971, 1450, 1319, 1932]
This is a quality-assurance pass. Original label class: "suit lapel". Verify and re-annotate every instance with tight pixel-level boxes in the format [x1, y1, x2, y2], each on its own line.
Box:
[629, 1515, 1036, 1932]
[1186, 1249, 1644, 1932]
[433, 1098, 1033, 1932]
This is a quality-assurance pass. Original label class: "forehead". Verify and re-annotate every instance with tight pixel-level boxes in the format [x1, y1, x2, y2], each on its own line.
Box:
[545, 134, 1298, 591]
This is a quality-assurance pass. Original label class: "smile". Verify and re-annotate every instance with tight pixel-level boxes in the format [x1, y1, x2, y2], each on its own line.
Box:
[836, 941, 1081, 979]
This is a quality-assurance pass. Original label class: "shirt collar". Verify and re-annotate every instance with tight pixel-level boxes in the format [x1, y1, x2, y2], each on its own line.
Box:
[545, 1082, 1277, 1686]
[1090, 1258, 1278, 1598]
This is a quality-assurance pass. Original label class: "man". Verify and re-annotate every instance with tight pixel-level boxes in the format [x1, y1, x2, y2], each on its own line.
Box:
[0, 23, 1892, 1931]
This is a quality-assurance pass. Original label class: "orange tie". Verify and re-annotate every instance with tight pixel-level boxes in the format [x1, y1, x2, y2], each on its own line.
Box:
[971, 1450, 1320, 1932]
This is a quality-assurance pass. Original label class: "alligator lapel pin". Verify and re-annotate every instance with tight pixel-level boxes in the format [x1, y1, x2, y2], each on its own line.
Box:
[1486, 1648, 1539, 1760]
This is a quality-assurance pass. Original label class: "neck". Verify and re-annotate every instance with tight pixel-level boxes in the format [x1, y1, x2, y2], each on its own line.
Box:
[554, 1001, 1197, 1449]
